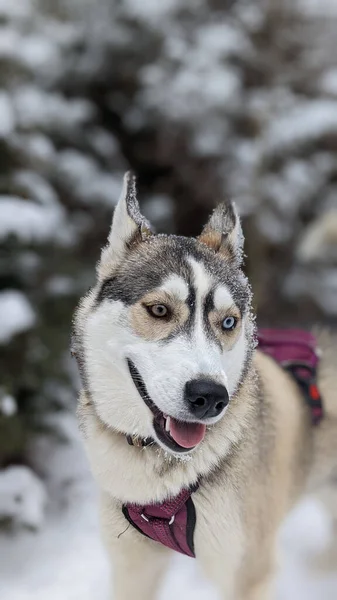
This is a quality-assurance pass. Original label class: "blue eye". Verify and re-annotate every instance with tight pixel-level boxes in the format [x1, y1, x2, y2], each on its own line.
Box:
[222, 316, 237, 331]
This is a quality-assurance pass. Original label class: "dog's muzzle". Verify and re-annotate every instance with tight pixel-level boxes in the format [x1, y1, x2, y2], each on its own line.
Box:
[127, 359, 214, 453]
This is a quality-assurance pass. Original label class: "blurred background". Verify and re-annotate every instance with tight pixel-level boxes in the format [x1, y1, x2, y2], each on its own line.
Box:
[0, 0, 337, 598]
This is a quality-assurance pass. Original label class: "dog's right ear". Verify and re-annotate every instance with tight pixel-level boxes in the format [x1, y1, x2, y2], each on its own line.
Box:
[97, 172, 152, 280]
[197, 201, 244, 265]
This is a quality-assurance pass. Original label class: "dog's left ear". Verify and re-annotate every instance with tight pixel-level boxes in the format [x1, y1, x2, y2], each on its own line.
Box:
[197, 201, 244, 265]
[98, 172, 152, 279]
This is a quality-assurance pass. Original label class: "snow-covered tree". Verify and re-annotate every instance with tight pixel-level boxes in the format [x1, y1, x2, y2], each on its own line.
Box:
[0, 0, 126, 474]
[1, 0, 337, 512]
[55, 0, 337, 323]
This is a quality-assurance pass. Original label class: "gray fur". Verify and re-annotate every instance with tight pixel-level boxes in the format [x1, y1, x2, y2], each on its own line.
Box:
[198, 201, 244, 264]
[121, 171, 153, 241]
[96, 235, 251, 314]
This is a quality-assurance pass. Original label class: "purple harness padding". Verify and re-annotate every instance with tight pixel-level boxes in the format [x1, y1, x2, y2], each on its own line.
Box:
[123, 484, 198, 557]
[257, 328, 319, 369]
[123, 329, 323, 558]
[258, 329, 323, 425]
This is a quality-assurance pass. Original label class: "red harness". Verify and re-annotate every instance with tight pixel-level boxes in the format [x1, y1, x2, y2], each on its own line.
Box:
[123, 329, 323, 558]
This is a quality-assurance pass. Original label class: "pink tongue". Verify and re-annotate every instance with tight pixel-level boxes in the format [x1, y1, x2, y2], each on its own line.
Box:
[169, 418, 206, 449]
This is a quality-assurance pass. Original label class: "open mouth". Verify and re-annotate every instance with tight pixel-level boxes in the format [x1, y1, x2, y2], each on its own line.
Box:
[127, 359, 206, 453]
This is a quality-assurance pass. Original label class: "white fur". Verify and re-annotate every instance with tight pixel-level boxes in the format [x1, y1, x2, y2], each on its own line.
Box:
[98, 174, 139, 280]
[230, 202, 244, 261]
[188, 256, 211, 299]
[160, 274, 189, 301]
[214, 285, 234, 310]
[132, 334, 227, 423]
[108, 176, 136, 247]
[84, 301, 154, 438]
[222, 322, 247, 396]
[187, 257, 229, 387]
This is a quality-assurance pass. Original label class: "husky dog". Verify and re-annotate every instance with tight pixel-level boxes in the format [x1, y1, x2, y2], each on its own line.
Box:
[73, 173, 337, 600]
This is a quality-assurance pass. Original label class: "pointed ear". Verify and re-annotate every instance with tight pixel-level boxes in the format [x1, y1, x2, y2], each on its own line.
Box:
[197, 201, 244, 264]
[97, 172, 152, 280]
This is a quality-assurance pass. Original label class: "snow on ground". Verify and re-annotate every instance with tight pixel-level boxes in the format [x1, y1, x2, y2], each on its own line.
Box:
[0, 414, 336, 600]
[0, 466, 47, 530]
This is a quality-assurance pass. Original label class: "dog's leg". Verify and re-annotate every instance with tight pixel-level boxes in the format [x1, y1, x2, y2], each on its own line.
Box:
[112, 541, 169, 600]
[238, 576, 272, 600]
[236, 554, 275, 600]
[100, 491, 169, 600]
[233, 538, 276, 600]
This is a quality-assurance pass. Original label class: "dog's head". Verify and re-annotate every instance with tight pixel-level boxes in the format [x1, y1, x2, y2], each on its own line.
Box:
[73, 173, 256, 455]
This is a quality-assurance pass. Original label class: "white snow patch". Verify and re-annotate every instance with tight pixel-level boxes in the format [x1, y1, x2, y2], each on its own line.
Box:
[0, 92, 15, 138]
[10, 133, 56, 170]
[13, 87, 95, 132]
[0, 0, 32, 20]
[300, 0, 337, 16]
[55, 150, 121, 206]
[196, 23, 249, 58]
[123, 0, 182, 23]
[142, 65, 240, 120]
[0, 466, 47, 530]
[0, 27, 21, 60]
[264, 101, 337, 155]
[0, 196, 66, 243]
[279, 496, 333, 558]
[297, 209, 337, 263]
[0, 290, 35, 344]
[19, 35, 60, 75]
[319, 70, 337, 97]
[13, 171, 58, 206]
[0, 393, 17, 417]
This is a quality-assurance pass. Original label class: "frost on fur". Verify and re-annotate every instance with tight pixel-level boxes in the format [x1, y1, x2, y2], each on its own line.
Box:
[98, 172, 153, 280]
[198, 201, 244, 264]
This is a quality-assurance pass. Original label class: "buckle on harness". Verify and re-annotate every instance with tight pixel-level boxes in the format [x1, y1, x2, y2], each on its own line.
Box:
[140, 513, 149, 522]
[141, 513, 175, 525]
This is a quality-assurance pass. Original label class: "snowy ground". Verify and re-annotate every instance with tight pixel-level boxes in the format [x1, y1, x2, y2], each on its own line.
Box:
[0, 414, 337, 600]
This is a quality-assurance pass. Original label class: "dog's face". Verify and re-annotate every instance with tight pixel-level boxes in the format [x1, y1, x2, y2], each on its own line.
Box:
[74, 174, 255, 456]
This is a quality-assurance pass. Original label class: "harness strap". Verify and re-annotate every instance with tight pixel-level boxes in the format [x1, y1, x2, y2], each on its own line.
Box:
[258, 329, 324, 425]
[122, 483, 198, 557]
[283, 361, 323, 425]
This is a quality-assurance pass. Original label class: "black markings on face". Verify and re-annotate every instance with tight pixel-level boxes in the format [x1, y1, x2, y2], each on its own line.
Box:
[177, 267, 195, 337]
[96, 277, 117, 305]
[202, 289, 221, 346]
[95, 236, 251, 345]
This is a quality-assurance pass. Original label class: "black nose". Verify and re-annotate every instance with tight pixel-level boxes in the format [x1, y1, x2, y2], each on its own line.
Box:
[184, 379, 229, 420]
